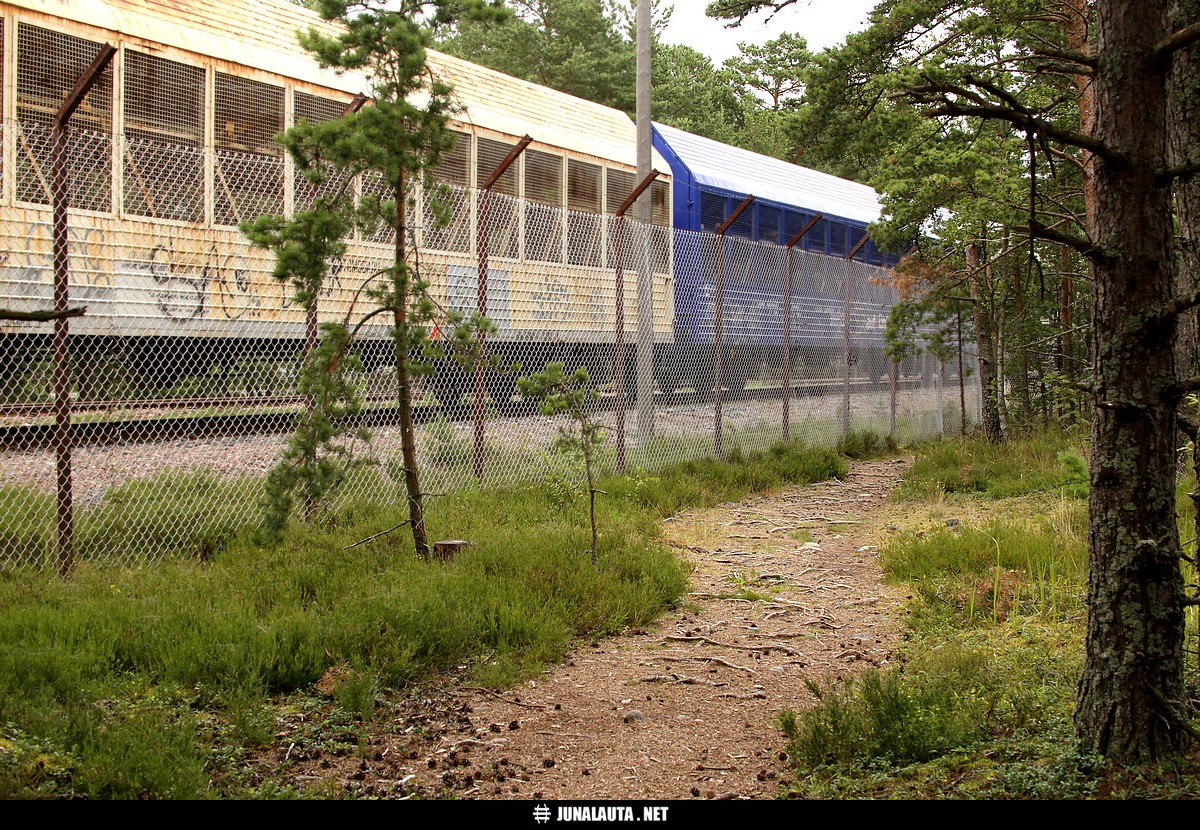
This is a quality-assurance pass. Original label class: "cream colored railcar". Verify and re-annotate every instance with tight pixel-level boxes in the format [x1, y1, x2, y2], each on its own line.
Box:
[0, 0, 672, 396]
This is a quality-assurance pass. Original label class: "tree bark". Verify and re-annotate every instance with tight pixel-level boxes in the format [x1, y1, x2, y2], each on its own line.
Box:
[393, 173, 430, 560]
[1169, 0, 1200, 678]
[1170, 0, 1200, 385]
[967, 242, 1004, 441]
[1074, 0, 1189, 762]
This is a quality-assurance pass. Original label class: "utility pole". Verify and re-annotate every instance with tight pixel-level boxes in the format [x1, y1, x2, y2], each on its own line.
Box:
[635, 0, 654, 443]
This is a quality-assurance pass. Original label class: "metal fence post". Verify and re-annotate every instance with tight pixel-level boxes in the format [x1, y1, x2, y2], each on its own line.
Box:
[958, 306, 967, 435]
[474, 185, 489, 480]
[712, 197, 754, 459]
[842, 234, 870, 440]
[889, 360, 898, 438]
[51, 43, 115, 576]
[782, 215, 820, 443]
[474, 136, 530, 481]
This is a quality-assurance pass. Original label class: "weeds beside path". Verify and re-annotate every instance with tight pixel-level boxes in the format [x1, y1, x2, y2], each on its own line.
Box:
[274, 458, 911, 800]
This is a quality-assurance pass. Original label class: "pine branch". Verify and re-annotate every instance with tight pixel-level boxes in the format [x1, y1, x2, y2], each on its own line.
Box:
[1129, 286, 1200, 336]
[1028, 48, 1096, 69]
[902, 73, 1114, 161]
[1157, 21, 1200, 59]
[1017, 218, 1105, 261]
[1157, 161, 1200, 186]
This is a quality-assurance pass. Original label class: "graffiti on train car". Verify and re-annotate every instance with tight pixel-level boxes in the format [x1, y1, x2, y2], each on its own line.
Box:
[531, 271, 568, 325]
[0, 221, 109, 287]
[0, 216, 282, 323]
[135, 238, 268, 321]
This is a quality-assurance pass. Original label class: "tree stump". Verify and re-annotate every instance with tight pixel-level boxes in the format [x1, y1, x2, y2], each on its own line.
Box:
[433, 539, 470, 561]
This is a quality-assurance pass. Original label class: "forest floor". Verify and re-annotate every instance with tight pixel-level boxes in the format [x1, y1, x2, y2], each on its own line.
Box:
[253, 458, 912, 800]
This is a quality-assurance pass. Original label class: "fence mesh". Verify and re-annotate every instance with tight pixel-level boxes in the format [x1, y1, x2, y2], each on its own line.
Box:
[0, 114, 980, 572]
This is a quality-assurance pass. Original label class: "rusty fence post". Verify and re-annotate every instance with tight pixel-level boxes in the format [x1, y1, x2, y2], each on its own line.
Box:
[782, 215, 820, 443]
[889, 359, 898, 438]
[51, 43, 115, 576]
[957, 305, 966, 435]
[712, 197, 754, 460]
[473, 135, 531, 481]
[842, 233, 871, 440]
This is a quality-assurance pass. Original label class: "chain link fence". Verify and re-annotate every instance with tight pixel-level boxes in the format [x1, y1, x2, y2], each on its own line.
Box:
[0, 113, 979, 572]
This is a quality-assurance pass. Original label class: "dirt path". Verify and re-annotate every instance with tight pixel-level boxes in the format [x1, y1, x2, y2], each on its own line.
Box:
[266, 459, 910, 800]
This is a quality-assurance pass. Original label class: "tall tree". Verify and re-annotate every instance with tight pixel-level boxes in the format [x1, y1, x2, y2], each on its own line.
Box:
[651, 43, 743, 144]
[437, 0, 644, 111]
[1072, 0, 1193, 760]
[719, 34, 812, 158]
[723, 32, 810, 110]
[247, 0, 505, 559]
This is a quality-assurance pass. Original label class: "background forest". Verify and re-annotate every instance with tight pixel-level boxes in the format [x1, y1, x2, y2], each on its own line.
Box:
[435, 0, 1092, 436]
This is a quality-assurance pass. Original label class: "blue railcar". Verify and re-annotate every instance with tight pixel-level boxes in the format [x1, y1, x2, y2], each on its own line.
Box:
[650, 122, 900, 392]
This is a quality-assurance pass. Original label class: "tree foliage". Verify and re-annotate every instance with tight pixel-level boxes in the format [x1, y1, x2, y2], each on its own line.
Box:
[437, 0, 651, 112]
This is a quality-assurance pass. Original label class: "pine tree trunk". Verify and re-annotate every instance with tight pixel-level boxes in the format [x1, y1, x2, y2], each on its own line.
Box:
[1169, 0, 1200, 684]
[1074, 0, 1188, 762]
[967, 242, 1004, 442]
[393, 174, 430, 560]
[1170, 0, 1200, 385]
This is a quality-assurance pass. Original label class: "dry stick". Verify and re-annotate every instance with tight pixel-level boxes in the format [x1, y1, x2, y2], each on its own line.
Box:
[716, 692, 767, 700]
[444, 737, 509, 750]
[343, 518, 411, 550]
[655, 655, 757, 674]
[664, 634, 802, 656]
[450, 686, 550, 710]
[639, 674, 727, 687]
[0, 306, 86, 322]
[342, 492, 448, 549]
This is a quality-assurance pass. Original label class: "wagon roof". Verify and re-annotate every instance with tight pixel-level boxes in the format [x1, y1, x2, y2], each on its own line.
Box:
[652, 121, 881, 225]
[7, 0, 664, 171]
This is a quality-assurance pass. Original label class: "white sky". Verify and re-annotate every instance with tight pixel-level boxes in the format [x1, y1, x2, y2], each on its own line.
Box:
[660, 0, 879, 67]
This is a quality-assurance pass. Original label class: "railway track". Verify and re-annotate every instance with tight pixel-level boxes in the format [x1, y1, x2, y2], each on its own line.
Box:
[0, 376, 928, 451]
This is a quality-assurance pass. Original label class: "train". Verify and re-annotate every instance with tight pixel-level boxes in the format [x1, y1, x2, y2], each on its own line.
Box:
[0, 0, 901, 410]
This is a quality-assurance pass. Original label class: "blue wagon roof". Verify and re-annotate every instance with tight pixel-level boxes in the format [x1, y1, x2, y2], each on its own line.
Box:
[652, 121, 883, 226]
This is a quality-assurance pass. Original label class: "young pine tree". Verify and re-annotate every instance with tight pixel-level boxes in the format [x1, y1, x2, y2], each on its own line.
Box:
[246, 0, 505, 557]
[518, 363, 607, 564]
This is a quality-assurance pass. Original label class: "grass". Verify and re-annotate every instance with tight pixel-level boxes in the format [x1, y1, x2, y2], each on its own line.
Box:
[896, 426, 1089, 500]
[778, 425, 1200, 800]
[0, 438, 846, 799]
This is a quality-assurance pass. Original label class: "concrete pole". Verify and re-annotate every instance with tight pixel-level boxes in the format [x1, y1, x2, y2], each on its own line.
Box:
[635, 0, 654, 443]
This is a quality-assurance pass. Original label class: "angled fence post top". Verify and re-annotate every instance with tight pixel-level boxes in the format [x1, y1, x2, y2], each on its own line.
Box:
[480, 135, 532, 191]
[615, 170, 660, 218]
[55, 43, 116, 129]
[715, 195, 755, 237]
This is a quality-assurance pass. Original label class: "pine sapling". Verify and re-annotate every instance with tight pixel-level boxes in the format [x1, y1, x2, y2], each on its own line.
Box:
[518, 363, 606, 563]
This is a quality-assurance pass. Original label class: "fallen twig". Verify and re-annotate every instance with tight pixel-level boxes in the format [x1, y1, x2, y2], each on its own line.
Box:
[664, 634, 802, 656]
[343, 519, 411, 550]
[446, 686, 549, 710]
[655, 655, 757, 674]
[638, 673, 727, 687]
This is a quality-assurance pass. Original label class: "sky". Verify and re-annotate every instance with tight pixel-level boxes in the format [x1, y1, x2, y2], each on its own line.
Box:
[660, 0, 880, 67]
